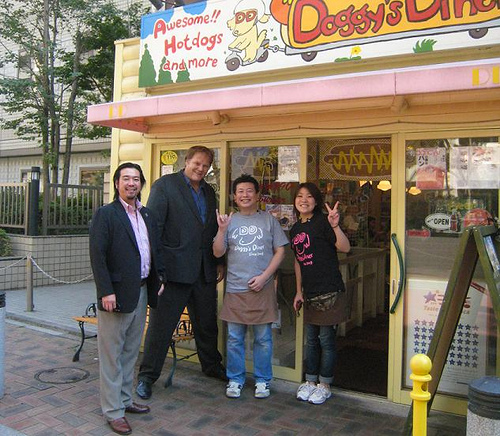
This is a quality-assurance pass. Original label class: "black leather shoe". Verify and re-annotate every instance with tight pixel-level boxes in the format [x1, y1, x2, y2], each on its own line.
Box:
[204, 365, 228, 382]
[136, 380, 152, 399]
[125, 402, 150, 414]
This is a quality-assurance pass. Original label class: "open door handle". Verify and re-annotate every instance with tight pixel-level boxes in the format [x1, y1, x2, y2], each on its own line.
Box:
[390, 233, 405, 314]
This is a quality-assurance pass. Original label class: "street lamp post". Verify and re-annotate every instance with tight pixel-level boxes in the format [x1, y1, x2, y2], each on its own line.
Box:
[28, 166, 40, 236]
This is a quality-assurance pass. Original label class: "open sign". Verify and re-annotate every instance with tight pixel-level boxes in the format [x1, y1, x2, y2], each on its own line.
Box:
[425, 213, 451, 230]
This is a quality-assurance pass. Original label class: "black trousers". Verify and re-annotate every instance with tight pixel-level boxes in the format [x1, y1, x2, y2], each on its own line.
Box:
[138, 276, 222, 384]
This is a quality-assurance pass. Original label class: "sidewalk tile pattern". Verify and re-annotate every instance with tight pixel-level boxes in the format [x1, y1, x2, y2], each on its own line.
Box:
[0, 284, 466, 435]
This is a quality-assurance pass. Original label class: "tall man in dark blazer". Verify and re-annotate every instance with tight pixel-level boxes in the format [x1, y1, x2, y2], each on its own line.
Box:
[90, 162, 165, 435]
[136, 146, 226, 400]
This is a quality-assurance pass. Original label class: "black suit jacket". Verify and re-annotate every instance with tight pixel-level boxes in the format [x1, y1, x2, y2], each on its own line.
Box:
[147, 170, 219, 284]
[89, 200, 164, 313]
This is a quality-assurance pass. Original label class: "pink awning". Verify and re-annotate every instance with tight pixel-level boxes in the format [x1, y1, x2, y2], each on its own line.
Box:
[87, 59, 500, 133]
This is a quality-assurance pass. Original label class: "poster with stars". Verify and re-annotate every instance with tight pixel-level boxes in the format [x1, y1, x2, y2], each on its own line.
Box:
[405, 278, 488, 396]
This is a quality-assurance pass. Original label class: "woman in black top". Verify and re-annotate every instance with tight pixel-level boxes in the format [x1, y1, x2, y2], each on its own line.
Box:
[290, 182, 350, 404]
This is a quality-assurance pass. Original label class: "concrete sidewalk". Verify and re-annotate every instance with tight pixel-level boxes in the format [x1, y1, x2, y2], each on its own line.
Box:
[4, 281, 97, 335]
[0, 283, 466, 435]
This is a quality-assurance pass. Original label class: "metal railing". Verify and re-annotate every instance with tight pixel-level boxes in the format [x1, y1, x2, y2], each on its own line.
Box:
[42, 184, 103, 234]
[0, 182, 103, 235]
[0, 183, 28, 233]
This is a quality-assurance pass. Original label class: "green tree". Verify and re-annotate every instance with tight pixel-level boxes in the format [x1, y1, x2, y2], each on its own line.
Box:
[0, 229, 12, 257]
[139, 44, 157, 87]
[157, 57, 173, 85]
[176, 65, 191, 83]
[0, 0, 144, 187]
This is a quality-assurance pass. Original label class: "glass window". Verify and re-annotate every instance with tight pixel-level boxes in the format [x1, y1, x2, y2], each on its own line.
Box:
[157, 147, 220, 355]
[403, 136, 499, 397]
[80, 168, 108, 187]
[20, 169, 29, 183]
[160, 148, 221, 200]
[307, 137, 392, 249]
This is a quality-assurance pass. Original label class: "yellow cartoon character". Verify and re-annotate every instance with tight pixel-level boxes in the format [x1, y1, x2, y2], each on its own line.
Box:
[227, 0, 270, 65]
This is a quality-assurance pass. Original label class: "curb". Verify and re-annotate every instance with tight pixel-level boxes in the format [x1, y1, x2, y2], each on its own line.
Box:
[6, 312, 94, 337]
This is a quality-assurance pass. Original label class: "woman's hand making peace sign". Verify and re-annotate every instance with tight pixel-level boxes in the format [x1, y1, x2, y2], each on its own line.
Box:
[325, 201, 340, 229]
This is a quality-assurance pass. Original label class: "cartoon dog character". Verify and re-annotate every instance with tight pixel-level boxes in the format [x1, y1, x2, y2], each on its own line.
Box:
[231, 225, 264, 246]
[227, 0, 270, 63]
[292, 232, 310, 256]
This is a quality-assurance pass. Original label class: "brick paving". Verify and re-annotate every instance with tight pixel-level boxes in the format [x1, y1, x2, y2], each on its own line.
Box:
[0, 285, 467, 435]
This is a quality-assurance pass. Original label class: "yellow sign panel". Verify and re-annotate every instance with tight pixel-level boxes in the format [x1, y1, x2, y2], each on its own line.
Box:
[319, 138, 391, 179]
[273, 0, 500, 49]
[161, 151, 178, 165]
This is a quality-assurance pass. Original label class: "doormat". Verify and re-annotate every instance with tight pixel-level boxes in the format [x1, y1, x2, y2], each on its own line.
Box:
[334, 346, 388, 396]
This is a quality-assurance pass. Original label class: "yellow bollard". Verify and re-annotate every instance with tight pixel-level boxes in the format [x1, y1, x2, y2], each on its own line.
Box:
[410, 354, 432, 436]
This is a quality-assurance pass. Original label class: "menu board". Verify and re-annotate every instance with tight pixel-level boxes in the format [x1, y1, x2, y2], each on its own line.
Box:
[405, 226, 500, 426]
[478, 232, 500, 308]
[484, 235, 500, 280]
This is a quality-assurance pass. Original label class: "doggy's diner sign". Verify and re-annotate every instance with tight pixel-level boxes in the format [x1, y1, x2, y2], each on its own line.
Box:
[138, 0, 500, 88]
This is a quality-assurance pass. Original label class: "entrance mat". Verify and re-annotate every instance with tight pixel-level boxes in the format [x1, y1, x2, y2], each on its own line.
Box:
[334, 346, 388, 396]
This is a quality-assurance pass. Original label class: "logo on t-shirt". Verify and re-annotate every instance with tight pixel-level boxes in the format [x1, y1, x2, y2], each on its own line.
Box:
[292, 232, 313, 265]
[231, 225, 265, 255]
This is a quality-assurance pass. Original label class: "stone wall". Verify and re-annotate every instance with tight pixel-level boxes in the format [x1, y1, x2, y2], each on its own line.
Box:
[0, 234, 92, 291]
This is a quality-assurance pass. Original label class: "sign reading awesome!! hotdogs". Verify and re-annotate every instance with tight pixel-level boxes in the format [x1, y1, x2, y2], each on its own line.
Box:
[138, 0, 500, 88]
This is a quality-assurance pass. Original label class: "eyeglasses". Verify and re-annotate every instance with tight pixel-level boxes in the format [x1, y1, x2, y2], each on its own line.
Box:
[235, 10, 257, 24]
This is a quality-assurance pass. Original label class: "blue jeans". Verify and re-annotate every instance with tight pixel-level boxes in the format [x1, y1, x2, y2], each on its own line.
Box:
[226, 322, 273, 386]
[305, 324, 337, 385]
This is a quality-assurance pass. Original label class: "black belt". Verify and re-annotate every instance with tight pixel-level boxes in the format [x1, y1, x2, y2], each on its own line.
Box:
[141, 278, 148, 286]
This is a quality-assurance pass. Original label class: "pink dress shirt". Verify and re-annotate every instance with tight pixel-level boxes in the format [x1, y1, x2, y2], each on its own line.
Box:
[119, 197, 151, 280]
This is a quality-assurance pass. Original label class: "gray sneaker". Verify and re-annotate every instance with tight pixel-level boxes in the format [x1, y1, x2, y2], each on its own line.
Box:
[226, 381, 242, 398]
[255, 382, 270, 399]
[308, 384, 332, 405]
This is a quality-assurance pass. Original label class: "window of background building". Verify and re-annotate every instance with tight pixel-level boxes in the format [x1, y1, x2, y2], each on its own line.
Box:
[20, 169, 29, 183]
[80, 167, 108, 187]
[17, 49, 31, 79]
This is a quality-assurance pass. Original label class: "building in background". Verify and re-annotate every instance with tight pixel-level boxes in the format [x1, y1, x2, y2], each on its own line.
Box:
[0, 0, 156, 186]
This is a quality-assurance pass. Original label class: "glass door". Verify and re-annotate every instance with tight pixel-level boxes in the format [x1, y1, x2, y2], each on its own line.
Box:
[306, 137, 392, 396]
[400, 134, 500, 412]
[158, 147, 222, 200]
[153, 144, 224, 360]
[228, 140, 306, 381]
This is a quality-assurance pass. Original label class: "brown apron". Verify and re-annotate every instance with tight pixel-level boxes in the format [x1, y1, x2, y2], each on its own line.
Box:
[304, 289, 352, 326]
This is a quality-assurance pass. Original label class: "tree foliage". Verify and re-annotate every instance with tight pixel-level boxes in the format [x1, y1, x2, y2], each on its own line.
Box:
[0, 228, 12, 257]
[0, 0, 145, 186]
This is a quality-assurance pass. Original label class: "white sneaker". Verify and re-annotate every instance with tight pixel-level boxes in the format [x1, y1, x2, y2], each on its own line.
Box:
[308, 384, 332, 405]
[255, 382, 270, 399]
[226, 381, 242, 398]
[296, 382, 317, 401]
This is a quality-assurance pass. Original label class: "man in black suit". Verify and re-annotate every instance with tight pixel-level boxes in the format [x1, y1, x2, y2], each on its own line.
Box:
[90, 162, 165, 435]
[136, 146, 226, 400]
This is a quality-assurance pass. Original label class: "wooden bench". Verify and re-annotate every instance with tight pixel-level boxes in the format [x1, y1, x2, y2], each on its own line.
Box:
[72, 303, 98, 362]
[72, 304, 196, 388]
